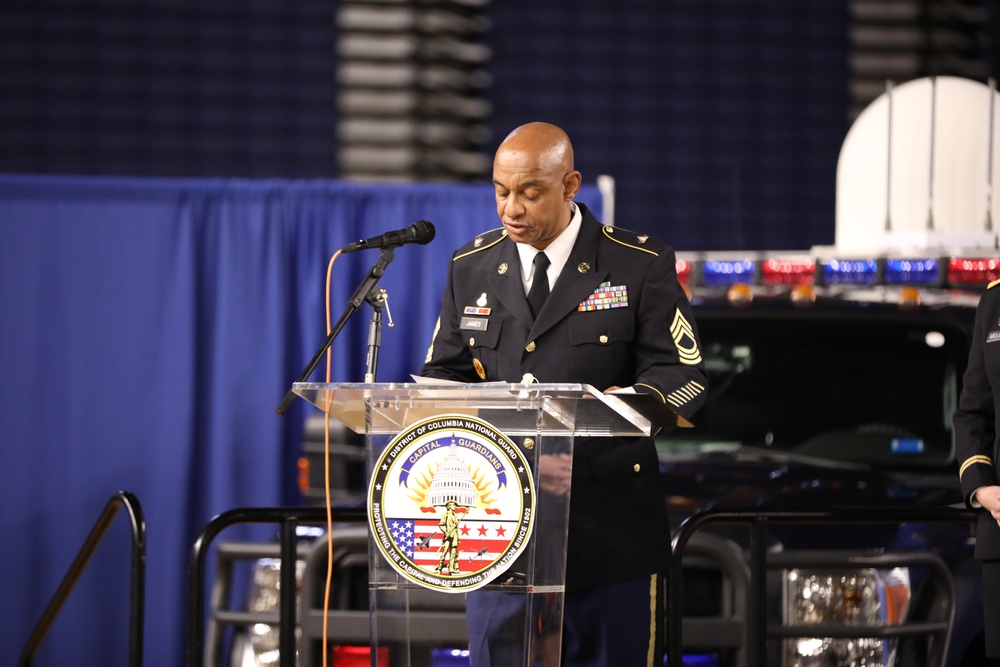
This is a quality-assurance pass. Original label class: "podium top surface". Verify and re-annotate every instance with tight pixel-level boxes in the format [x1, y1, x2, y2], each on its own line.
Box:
[291, 382, 675, 437]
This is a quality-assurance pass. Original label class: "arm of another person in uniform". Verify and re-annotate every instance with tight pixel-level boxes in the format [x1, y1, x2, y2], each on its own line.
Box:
[974, 486, 1000, 527]
[954, 292, 999, 511]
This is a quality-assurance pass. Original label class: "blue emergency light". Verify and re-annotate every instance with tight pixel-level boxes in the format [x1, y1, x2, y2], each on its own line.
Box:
[891, 438, 924, 455]
[702, 259, 755, 286]
[821, 258, 878, 285]
[883, 258, 941, 285]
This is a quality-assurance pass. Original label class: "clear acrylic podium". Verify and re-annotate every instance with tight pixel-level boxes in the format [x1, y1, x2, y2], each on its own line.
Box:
[292, 382, 658, 667]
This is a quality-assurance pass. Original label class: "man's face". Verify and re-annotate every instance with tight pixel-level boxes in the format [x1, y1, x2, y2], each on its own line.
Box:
[493, 149, 573, 250]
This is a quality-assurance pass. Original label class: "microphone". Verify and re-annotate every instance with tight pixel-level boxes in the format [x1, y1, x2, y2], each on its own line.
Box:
[341, 220, 436, 253]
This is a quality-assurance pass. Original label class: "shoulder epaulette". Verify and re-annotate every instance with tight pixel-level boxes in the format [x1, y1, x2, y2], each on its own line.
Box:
[600, 225, 662, 256]
[453, 227, 507, 261]
[988, 278, 1000, 290]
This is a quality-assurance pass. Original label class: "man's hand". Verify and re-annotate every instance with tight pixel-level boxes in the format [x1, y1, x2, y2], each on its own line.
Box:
[538, 453, 572, 496]
[975, 485, 1000, 526]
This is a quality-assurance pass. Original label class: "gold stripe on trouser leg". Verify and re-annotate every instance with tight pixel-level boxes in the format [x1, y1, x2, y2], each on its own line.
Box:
[647, 573, 658, 666]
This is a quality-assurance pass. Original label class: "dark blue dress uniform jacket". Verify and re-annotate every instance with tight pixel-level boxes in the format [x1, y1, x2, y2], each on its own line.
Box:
[421, 204, 709, 591]
[956, 279, 1000, 559]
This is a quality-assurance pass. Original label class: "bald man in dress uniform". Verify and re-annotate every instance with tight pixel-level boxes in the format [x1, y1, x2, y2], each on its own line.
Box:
[421, 122, 708, 666]
[955, 278, 1000, 666]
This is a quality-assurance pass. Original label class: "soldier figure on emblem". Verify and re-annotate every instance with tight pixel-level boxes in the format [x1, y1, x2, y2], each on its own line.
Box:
[421, 122, 708, 666]
[437, 499, 462, 575]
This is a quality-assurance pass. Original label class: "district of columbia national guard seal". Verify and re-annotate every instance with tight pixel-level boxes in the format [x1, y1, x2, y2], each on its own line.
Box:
[367, 414, 536, 592]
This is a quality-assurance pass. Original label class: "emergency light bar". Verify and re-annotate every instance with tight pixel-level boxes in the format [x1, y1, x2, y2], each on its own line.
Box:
[677, 253, 1000, 289]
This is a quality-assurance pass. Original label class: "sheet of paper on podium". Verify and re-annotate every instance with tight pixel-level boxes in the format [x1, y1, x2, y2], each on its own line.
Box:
[411, 376, 692, 430]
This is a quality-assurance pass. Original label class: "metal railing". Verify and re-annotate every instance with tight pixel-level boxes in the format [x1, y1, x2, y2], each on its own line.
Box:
[187, 506, 366, 667]
[18, 490, 146, 667]
[190, 504, 978, 667]
[188, 506, 471, 667]
[665, 506, 978, 667]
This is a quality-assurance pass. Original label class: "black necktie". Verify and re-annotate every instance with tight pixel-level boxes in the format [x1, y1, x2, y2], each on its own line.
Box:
[527, 252, 550, 317]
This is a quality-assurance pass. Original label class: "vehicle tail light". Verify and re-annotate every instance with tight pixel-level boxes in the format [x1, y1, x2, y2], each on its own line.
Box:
[298, 457, 310, 495]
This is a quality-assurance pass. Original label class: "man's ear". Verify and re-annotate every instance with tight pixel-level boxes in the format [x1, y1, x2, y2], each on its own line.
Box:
[563, 170, 582, 201]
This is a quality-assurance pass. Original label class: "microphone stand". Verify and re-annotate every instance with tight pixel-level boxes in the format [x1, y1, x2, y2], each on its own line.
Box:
[276, 246, 395, 416]
[364, 288, 390, 382]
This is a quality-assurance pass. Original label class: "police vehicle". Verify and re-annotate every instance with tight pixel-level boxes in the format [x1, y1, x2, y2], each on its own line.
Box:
[653, 75, 1000, 667]
[658, 250, 992, 667]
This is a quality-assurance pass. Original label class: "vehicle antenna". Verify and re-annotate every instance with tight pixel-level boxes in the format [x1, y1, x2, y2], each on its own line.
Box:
[986, 77, 996, 232]
[927, 75, 937, 231]
[884, 79, 894, 233]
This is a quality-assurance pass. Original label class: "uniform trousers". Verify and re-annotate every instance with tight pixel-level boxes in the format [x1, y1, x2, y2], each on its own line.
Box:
[985, 560, 1000, 659]
[465, 574, 661, 667]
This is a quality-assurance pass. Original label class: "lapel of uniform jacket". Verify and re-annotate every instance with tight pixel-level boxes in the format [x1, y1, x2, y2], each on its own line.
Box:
[486, 237, 535, 329]
[529, 215, 609, 339]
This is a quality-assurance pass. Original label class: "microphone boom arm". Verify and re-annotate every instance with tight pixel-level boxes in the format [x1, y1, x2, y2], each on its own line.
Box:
[276, 246, 395, 416]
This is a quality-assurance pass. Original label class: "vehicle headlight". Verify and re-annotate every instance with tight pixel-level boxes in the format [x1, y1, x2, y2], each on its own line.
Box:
[244, 558, 305, 667]
[783, 567, 911, 667]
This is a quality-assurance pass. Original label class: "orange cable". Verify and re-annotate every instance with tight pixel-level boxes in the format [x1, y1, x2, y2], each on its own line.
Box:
[321, 249, 341, 667]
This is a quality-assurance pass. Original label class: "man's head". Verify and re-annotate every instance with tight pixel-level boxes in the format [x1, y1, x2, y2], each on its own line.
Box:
[493, 122, 582, 250]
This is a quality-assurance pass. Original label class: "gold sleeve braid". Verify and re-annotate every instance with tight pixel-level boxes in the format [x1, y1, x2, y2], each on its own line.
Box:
[960, 455, 993, 478]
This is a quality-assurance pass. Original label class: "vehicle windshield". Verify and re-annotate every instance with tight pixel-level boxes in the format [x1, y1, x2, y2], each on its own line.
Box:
[658, 312, 967, 468]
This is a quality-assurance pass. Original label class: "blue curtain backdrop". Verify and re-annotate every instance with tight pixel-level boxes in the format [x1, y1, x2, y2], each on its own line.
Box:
[0, 175, 601, 666]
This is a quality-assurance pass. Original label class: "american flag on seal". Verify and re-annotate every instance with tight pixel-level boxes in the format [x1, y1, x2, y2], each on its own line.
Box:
[388, 517, 520, 573]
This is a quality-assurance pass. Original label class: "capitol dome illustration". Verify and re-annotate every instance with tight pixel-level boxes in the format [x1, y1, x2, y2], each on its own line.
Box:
[427, 434, 478, 508]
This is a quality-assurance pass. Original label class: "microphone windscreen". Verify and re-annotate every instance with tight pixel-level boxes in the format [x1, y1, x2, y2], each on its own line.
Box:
[413, 220, 436, 244]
